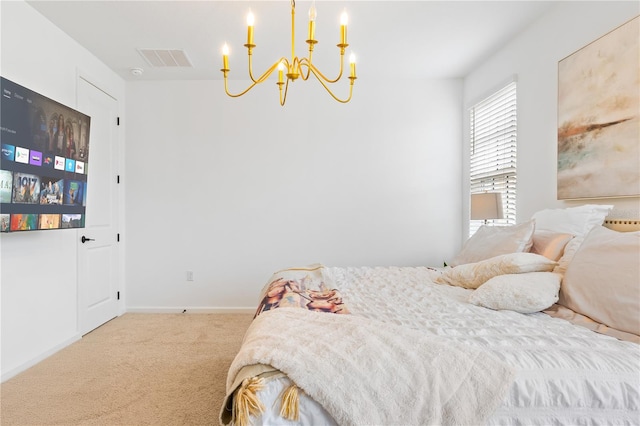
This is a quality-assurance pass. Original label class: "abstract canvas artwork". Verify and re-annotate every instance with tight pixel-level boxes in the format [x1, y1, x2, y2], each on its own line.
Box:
[557, 16, 639, 200]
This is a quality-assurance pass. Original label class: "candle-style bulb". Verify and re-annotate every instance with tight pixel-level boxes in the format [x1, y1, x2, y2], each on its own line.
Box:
[349, 53, 356, 78]
[278, 61, 285, 84]
[222, 43, 229, 70]
[246, 10, 255, 46]
[339, 9, 348, 45]
[308, 4, 317, 42]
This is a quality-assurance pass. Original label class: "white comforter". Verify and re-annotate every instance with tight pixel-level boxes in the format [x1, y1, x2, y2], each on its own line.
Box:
[226, 308, 515, 425]
[244, 266, 640, 425]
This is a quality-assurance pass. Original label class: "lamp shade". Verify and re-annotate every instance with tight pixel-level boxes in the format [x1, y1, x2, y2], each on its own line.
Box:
[470, 192, 504, 221]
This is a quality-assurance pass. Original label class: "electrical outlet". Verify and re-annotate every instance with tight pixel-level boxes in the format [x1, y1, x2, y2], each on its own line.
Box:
[186, 271, 194, 281]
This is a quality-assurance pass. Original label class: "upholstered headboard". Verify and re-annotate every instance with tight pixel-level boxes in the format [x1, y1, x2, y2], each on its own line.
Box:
[603, 219, 640, 232]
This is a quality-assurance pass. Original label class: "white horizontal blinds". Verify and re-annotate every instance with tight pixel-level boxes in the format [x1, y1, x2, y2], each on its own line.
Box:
[469, 81, 517, 236]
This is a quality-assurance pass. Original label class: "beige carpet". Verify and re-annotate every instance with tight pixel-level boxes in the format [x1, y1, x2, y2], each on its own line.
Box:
[1, 313, 253, 425]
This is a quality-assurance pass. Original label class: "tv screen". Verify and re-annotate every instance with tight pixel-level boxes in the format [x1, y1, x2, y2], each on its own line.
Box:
[1, 77, 91, 232]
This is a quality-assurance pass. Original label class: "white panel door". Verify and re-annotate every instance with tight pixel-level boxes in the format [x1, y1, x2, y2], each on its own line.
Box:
[77, 77, 119, 335]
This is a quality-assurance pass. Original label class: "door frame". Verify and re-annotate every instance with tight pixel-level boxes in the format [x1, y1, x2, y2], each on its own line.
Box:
[75, 69, 125, 332]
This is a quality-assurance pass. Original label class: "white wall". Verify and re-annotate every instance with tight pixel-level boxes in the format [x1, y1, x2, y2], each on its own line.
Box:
[463, 1, 640, 236]
[3, 0, 638, 383]
[0, 1, 125, 380]
[125, 77, 463, 310]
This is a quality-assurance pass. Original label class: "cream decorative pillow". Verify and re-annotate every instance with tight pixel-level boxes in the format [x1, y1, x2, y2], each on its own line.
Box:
[449, 220, 535, 267]
[468, 272, 561, 313]
[530, 231, 574, 261]
[436, 252, 557, 290]
[558, 226, 640, 338]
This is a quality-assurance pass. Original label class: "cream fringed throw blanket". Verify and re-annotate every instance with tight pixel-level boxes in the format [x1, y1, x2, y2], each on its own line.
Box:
[220, 308, 515, 425]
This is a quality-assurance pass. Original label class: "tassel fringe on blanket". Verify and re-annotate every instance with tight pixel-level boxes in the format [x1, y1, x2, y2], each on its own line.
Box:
[279, 383, 301, 421]
[231, 376, 302, 425]
[233, 377, 265, 426]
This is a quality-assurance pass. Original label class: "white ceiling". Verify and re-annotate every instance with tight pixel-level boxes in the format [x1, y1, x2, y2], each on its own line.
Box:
[26, 0, 556, 81]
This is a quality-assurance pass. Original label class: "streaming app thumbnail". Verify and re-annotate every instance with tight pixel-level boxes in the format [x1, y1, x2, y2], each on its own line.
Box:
[64, 180, 84, 205]
[61, 214, 84, 229]
[12, 173, 40, 204]
[75, 161, 85, 174]
[15, 147, 29, 164]
[10, 213, 38, 231]
[40, 176, 64, 205]
[0, 170, 12, 203]
[39, 214, 61, 230]
[30, 150, 43, 166]
[0, 214, 9, 232]
[1, 144, 15, 162]
[65, 158, 76, 173]
[42, 154, 55, 168]
[54, 156, 65, 170]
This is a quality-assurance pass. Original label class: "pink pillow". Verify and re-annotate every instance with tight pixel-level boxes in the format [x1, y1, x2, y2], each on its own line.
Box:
[530, 231, 574, 261]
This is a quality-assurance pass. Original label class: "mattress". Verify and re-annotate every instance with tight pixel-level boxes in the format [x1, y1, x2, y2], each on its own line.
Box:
[224, 266, 640, 425]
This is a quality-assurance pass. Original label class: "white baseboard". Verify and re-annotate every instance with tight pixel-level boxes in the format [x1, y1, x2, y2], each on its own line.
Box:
[125, 306, 255, 314]
[1, 333, 81, 383]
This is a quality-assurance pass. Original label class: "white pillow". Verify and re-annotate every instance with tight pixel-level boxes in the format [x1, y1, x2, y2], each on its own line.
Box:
[468, 272, 561, 313]
[436, 252, 557, 290]
[531, 204, 612, 274]
[450, 220, 535, 267]
[531, 204, 613, 235]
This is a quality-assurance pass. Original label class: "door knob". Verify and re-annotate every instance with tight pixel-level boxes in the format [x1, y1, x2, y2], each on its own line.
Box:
[81, 235, 95, 243]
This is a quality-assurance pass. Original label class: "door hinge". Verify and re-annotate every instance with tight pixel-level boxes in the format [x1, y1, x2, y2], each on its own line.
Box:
[117, 291, 120, 300]
[117, 233, 120, 242]
[117, 117, 120, 126]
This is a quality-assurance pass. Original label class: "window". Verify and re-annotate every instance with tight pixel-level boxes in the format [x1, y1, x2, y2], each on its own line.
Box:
[469, 81, 517, 236]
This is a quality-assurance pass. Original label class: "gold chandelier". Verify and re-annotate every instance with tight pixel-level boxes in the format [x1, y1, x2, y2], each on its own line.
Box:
[220, 0, 357, 106]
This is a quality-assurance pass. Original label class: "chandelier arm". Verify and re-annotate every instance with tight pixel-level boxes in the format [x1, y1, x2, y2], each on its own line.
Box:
[223, 76, 260, 98]
[279, 78, 290, 106]
[256, 61, 282, 83]
[222, 61, 281, 97]
[298, 56, 313, 81]
[247, 53, 258, 83]
[298, 59, 311, 81]
[299, 67, 311, 81]
[305, 60, 344, 84]
[307, 66, 354, 104]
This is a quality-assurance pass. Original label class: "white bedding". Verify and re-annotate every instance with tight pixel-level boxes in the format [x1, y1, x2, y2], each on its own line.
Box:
[234, 266, 640, 425]
[226, 307, 515, 425]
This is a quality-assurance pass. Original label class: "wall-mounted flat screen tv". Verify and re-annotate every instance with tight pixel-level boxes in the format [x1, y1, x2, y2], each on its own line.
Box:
[1, 77, 91, 232]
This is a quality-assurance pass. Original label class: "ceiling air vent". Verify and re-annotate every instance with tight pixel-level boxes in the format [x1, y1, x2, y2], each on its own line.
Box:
[137, 48, 193, 67]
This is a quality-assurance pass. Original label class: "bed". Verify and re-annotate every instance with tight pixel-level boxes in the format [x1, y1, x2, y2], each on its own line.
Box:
[220, 205, 640, 426]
